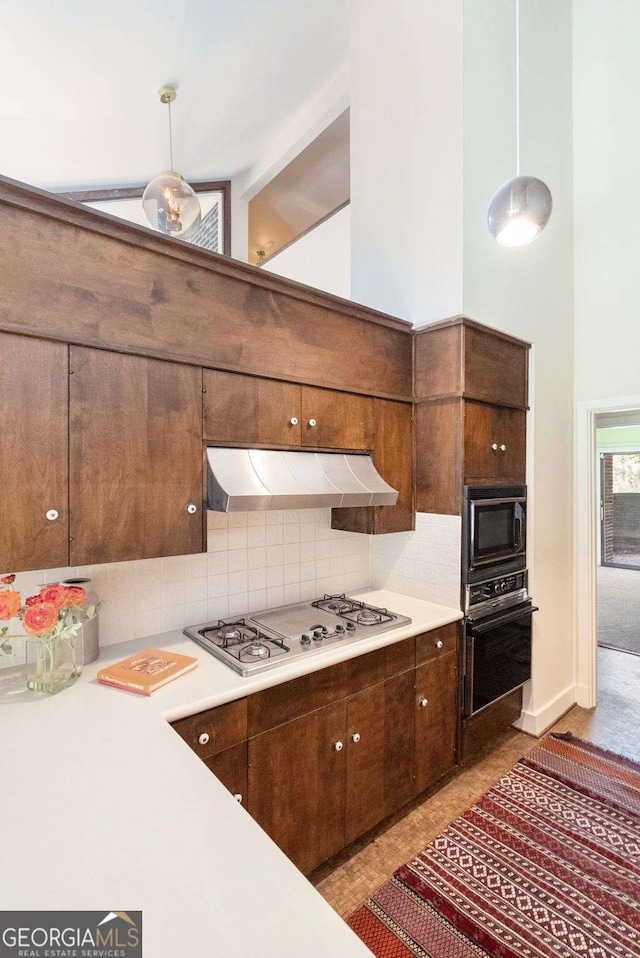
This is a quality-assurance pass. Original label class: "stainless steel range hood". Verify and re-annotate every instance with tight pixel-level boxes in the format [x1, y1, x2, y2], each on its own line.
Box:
[206, 448, 398, 512]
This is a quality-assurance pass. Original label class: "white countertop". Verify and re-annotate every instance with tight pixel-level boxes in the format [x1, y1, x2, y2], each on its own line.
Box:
[1, 590, 462, 957]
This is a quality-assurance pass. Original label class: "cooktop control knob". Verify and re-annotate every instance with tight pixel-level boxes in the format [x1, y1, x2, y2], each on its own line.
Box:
[313, 629, 324, 641]
[346, 622, 356, 631]
[301, 633, 311, 644]
[335, 623, 345, 633]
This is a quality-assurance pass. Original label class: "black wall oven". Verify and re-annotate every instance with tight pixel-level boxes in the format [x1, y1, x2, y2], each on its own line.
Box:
[463, 485, 527, 583]
[464, 594, 537, 717]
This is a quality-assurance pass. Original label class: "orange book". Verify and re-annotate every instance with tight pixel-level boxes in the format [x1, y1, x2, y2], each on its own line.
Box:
[97, 648, 198, 695]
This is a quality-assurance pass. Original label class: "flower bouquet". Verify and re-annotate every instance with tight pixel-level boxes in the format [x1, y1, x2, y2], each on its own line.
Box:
[0, 575, 100, 693]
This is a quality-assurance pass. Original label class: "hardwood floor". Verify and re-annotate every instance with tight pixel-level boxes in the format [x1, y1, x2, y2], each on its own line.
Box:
[313, 647, 640, 918]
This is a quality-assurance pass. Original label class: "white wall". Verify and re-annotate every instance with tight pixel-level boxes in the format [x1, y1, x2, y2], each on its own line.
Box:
[262, 205, 351, 299]
[574, 3, 640, 404]
[463, 0, 574, 733]
[350, 0, 464, 323]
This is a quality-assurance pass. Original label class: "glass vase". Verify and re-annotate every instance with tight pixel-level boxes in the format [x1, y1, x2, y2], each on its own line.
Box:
[25, 632, 84, 694]
[62, 577, 101, 664]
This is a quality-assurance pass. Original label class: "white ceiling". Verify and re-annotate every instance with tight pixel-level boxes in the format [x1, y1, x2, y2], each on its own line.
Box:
[2, 0, 350, 191]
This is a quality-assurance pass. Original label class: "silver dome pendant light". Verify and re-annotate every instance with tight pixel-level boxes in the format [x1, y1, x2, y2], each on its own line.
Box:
[142, 86, 201, 239]
[487, 0, 552, 247]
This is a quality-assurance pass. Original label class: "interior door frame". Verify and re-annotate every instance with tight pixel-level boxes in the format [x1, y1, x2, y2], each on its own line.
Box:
[575, 394, 640, 708]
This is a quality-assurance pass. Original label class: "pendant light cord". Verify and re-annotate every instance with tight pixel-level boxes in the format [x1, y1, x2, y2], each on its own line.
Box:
[167, 99, 174, 172]
[515, 0, 521, 175]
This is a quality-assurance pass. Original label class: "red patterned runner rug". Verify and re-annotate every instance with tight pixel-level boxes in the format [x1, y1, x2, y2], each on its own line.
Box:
[347, 735, 640, 958]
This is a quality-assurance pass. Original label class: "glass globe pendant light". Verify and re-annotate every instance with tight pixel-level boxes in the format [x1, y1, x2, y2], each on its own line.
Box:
[142, 86, 201, 239]
[487, 0, 552, 247]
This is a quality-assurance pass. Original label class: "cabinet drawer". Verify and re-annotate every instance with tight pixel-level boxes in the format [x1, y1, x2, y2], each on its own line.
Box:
[172, 698, 248, 758]
[415, 623, 459, 665]
[347, 638, 415, 694]
[248, 662, 349, 736]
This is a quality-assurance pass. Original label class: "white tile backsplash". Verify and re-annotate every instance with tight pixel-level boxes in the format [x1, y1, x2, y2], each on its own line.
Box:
[0, 509, 370, 666]
[0, 509, 461, 670]
[370, 513, 462, 609]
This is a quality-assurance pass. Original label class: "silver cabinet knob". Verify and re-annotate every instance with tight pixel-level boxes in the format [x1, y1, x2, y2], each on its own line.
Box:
[351, 732, 361, 743]
[419, 698, 429, 708]
[308, 418, 317, 428]
[289, 416, 299, 426]
[491, 443, 498, 451]
[233, 793, 243, 804]
[500, 444, 507, 452]
[435, 640, 443, 649]
[198, 732, 210, 746]
[45, 509, 59, 521]
[333, 741, 344, 752]
[187, 503, 198, 514]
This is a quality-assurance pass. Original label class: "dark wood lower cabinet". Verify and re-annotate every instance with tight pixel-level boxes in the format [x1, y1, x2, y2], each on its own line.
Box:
[345, 670, 415, 844]
[415, 651, 458, 793]
[248, 701, 346, 874]
[172, 628, 461, 874]
[204, 742, 248, 806]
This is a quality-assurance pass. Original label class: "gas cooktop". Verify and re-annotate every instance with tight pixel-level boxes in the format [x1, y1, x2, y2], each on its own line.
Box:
[184, 594, 412, 676]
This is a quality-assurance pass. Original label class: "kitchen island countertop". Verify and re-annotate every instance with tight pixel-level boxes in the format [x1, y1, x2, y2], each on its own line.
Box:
[2, 589, 462, 957]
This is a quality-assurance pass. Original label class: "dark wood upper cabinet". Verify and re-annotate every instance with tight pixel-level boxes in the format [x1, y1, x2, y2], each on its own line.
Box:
[332, 399, 414, 534]
[203, 370, 302, 446]
[345, 669, 415, 844]
[0, 332, 69, 573]
[414, 316, 529, 409]
[414, 651, 458, 794]
[0, 175, 413, 402]
[204, 371, 374, 453]
[301, 387, 374, 450]
[69, 348, 204, 565]
[464, 402, 526, 483]
[463, 324, 528, 409]
[415, 319, 529, 515]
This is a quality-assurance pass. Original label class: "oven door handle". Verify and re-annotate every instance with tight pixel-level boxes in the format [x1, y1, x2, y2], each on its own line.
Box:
[470, 604, 539, 634]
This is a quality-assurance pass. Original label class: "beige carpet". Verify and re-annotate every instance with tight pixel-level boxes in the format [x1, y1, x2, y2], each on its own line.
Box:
[597, 565, 640, 655]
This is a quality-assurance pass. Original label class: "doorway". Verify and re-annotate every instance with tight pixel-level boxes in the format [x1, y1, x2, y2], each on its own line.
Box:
[596, 434, 640, 658]
[576, 399, 640, 708]
[599, 452, 640, 570]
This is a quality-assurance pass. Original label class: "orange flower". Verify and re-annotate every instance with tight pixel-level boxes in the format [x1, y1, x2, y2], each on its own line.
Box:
[37, 584, 68, 611]
[0, 590, 21, 621]
[22, 602, 58, 637]
[60, 585, 87, 608]
[25, 593, 45, 607]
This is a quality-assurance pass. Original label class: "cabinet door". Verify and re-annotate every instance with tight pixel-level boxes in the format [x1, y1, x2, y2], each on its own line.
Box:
[0, 333, 69, 572]
[345, 670, 415, 844]
[301, 387, 374, 450]
[69, 348, 204, 565]
[205, 742, 248, 807]
[248, 701, 346, 874]
[415, 651, 458, 794]
[203, 369, 301, 446]
[464, 401, 526, 482]
[331, 399, 414, 535]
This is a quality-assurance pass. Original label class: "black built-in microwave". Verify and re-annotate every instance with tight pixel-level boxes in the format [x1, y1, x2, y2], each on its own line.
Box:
[462, 485, 527, 583]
